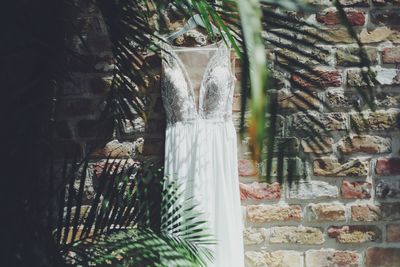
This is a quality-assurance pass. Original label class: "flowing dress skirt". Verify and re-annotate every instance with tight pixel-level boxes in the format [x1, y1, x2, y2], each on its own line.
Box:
[164, 119, 245, 267]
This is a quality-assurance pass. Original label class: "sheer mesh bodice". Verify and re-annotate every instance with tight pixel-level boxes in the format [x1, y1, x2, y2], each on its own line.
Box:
[160, 39, 236, 125]
[160, 37, 245, 267]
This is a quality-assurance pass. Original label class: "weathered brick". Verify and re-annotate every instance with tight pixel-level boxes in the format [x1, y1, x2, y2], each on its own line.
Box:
[277, 89, 321, 110]
[336, 46, 378, 66]
[341, 181, 372, 199]
[120, 118, 145, 136]
[347, 68, 400, 87]
[382, 47, 400, 64]
[370, 9, 400, 26]
[365, 248, 400, 267]
[346, 69, 375, 87]
[337, 135, 391, 154]
[373, 0, 400, 5]
[91, 140, 134, 159]
[245, 250, 304, 267]
[360, 27, 390, 43]
[324, 27, 355, 43]
[238, 159, 258, 176]
[273, 137, 300, 155]
[301, 137, 333, 154]
[232, 94, 241, 112]
[243, 227, 267, 245]
[292, 112, 347, 133]
[339, 0, 369, 6]
[374, 92, 400, 107]
[376, 180, 400, 198]
[269, 226, 324, 245]
[381, 203, 400, 220]
[325, 88, 361, 108]
[90, 159, 136, 178]
[387, 224, 400, 242]
[351, 204, 381, 221]
[316, 8, 365, 26]
[376, 158, 400, 175]
[308, 203, 346, 222]
[246, 204, 302, 223]
[291, 68, 341, 89]
[304, 27, 355, 44]
[350, 109, 400, 131]
[314, 157, 369, 177]
[305, 249, 360, 267]
[275, 48, 333, 66]
[328, 225, 382, 243]
[239, 182, 281, 200]
[289, 181, 338, 199]
[259, 157, 304, 178]
[305, 0, 332, 6]
[360, 27, 400, 43]
[375, 68, 400, 85]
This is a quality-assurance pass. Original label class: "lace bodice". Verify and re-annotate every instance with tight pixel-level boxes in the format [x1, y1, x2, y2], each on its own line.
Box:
[160, 38, 236, 125]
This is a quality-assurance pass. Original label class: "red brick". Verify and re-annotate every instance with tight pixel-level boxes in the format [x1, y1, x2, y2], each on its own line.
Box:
[376, 158, 400, 176]
[382, 47, 400, 64]
[301, 138, 333, 154]
[365, 248, 400, 267]
[337, 135, 391, 154]
[341, 181, 372, 199]
[387, 224, 400, 242]
[351, 204, 381, 221]
[328, 225, 381, 243]
[316, 9, 365, 26]
[238, 159, 258, 176]
[308, 203, 346, 221]
[239, 182, 281, 200]
[291, 69, 341, 89]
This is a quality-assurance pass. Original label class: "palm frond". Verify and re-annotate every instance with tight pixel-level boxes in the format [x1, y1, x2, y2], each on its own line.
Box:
[54, 159, 215, 266]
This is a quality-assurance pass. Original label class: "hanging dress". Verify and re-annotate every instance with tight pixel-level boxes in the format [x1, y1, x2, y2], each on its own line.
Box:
[160, 38, 245, 267]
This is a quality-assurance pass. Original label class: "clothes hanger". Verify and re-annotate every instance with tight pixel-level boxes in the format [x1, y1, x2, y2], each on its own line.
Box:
[163, 13, 222, 47]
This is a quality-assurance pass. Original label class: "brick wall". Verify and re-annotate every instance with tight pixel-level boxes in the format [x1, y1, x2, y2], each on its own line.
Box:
[60, 0, 400, 266]
[240, 1, 400, 266]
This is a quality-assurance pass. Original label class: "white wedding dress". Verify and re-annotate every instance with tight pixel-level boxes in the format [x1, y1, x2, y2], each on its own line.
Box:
[160, 38, 245, 267]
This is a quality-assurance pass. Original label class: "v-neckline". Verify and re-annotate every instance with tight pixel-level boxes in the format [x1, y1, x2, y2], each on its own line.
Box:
[164, 39, 225, 116]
